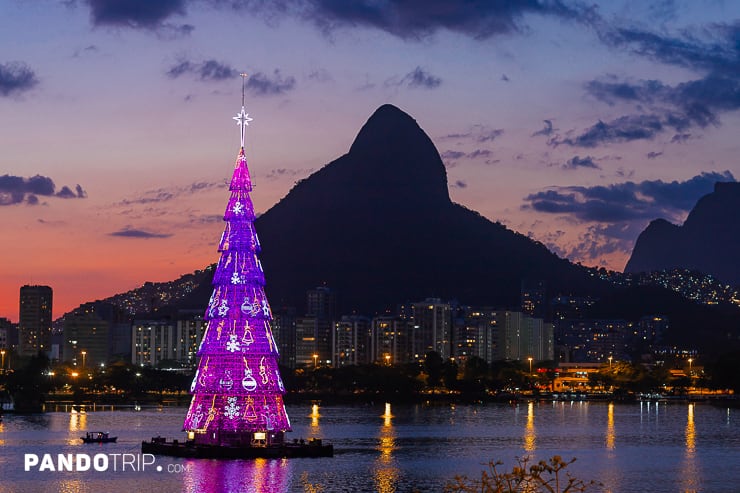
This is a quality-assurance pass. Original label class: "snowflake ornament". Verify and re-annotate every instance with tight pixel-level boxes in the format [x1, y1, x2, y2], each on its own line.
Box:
[232, 201, 244, 215]
[230, 271, 242, 285]
[224, 397, 240, 419]
[226, 334, 241, 353]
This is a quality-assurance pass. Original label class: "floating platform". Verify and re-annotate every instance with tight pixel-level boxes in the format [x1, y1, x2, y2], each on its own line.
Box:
[141, 437, 333, 459]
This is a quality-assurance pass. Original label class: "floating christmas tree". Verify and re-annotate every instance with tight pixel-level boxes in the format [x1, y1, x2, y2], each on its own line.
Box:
[183, 74, 290, 447]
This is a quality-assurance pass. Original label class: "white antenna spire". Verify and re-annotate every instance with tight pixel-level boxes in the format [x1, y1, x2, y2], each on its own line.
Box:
[232, 72, 253, 148]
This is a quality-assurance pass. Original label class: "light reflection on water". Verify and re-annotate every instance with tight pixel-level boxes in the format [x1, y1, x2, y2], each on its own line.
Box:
[0, 402, 737, 493]
[524, 401, 535, 452]
[373, 403, 398, 493]
[606, 402, 615, 451]
[679, 403, 700, 493]
[182, 457, 292, 493]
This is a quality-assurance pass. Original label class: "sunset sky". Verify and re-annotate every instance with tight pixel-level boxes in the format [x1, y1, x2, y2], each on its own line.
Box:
[2, 0, 739, 320]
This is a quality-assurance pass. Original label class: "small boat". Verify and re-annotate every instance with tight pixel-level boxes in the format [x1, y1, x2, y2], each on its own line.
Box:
[81, 431, 118, 444]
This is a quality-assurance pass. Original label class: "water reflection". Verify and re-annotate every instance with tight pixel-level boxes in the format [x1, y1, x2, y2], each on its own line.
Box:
[182, 457, 291, 493]
[685, 403, 695, 452]
[68, 409, 87, 432]
[605, 403, 615, 451]
[374, 402, 399, 493]
[308, 403, 321, 439]
[55, 479, 86, 493]
[679, 403, 700, 493]
[524, 401, 536, 452]
[310, 404, 320, 427]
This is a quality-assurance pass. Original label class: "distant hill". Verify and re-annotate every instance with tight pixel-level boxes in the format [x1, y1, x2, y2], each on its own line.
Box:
[625, 182, 740, 285]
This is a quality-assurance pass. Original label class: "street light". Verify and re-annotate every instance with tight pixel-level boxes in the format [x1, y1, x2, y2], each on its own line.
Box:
[1, 349, 5, 370]
[385, 354, 391, 366]
[528, 357, 533, 374]
[81, 351, 87, 369]
[608, 356, 613, 369]
[312, 353, 318, 369]
[688, 358, 693, 375]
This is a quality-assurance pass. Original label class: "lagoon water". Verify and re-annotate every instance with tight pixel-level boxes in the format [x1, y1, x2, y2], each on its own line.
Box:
[0, 401, 737, 492]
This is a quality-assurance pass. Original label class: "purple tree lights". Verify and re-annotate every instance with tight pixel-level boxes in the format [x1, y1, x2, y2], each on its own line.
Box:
[183, 119, 291, 446]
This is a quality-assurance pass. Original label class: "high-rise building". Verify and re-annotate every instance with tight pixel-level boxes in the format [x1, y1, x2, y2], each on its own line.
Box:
[371, 315, 412, 365]
[63, 303, 112, 368]
[455, 308, 500, 362]
[306, 286, 336, 320]
[294, 316, 333, 367]
[332, 315, 371, 366]
[555, 318, 628, 363]
[130, 312, 206, 367]
[411, 298, 452, 359]
[0, 317, 12, 351]
[131, 318, 175, 367]
[18, 285, 53, 357]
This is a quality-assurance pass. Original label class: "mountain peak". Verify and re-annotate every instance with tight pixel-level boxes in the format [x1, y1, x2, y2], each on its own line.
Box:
[349, 104, 420, 154]
[343, 104, 449, 204]
[625, 181, 740, 284]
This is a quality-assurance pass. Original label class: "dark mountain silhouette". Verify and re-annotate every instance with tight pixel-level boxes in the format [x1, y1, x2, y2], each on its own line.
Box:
[625, 182, 740, 285]
[220, 103, 609, 314]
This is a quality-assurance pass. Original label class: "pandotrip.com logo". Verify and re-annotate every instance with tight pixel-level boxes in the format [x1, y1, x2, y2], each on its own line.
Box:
[24, 453, 189, 473]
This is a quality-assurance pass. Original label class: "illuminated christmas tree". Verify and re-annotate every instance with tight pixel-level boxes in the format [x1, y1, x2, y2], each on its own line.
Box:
[183, 75, 291, 447]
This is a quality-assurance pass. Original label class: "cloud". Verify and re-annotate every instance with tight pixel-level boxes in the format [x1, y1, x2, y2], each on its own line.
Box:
[553, 114, 665, 147]
[72, 45, 99, 58]
[451, 180, 467, 189]
[600, 23, 740, 76]
[646, 151, 663, 159]
[671, 133, 691, 143]
[306, 68, 333, 83]
[567, 23, 740, 147]
[246, 70, 296, 96]
[562, 155, 599, 170]
[167, 58, 238, 81]
[117, 180, 225, 206]
[0, 62, 39, 97]
[263, 168, 313, 181]
[441, 150, 465, 160]
[109, 227, 172, 239]
[280, 0, 589, 40]
[441, 125, 504, 144]
[199, 59, 238, 80]
[386, 66, 442, 90]
[441, 149, 493, 165]
[501, 74, 510, 82]
[85, 0, 188, 30]
[563, 223, 647, 264]
[476, 128, 504, 142]
[56, 186, 78, 199]
[0, 174, 87, 206]
[523, 171, 736, 223]
[532, 119, 554, 137]
[403, 67, 441, 89]
[467, 149, 492, 159]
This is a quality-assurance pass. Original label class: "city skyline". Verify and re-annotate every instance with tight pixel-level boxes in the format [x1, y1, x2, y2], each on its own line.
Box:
[2, 1, 740, 321]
